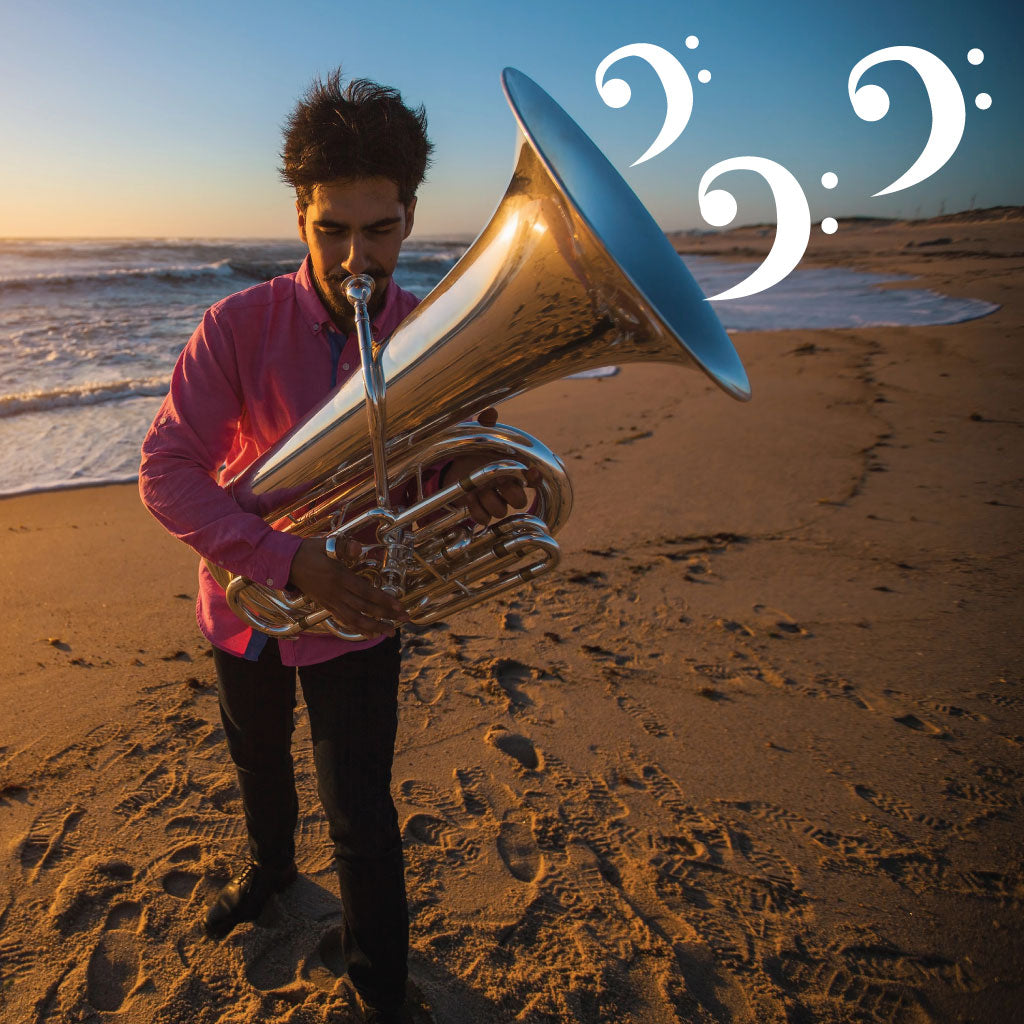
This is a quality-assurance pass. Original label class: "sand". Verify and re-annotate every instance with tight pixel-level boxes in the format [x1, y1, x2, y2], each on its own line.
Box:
[1, 210, 1021, 1023]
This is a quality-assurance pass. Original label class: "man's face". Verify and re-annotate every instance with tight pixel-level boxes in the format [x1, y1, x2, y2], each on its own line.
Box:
[297, 176, 416, 331]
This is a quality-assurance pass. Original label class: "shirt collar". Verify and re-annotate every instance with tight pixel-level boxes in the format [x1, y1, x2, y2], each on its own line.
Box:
[295, 254, 400, 338]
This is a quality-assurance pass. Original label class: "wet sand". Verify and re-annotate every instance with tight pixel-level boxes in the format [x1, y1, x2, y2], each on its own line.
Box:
[1, 209, 1021, 1023]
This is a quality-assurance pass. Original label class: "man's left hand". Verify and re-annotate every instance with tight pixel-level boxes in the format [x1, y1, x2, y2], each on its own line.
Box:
[439, 408, 539, 526]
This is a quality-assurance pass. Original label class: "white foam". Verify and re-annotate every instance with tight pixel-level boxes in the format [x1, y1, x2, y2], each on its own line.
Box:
[684, 257, 999, 330]
[0, 396, 162, 498]
[0, 376, 171, 418]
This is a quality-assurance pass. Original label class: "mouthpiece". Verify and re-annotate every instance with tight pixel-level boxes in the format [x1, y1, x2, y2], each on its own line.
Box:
[343, 274, 375, 307]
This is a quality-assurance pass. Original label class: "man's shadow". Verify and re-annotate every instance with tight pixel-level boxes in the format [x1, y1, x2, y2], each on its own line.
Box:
[223, 872, 506, 1023]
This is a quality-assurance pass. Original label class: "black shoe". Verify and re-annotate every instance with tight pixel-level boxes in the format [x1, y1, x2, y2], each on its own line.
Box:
[204, 860, 297, 939]
[353, 998, 414, 1024]
[351, 985, 421, 1024]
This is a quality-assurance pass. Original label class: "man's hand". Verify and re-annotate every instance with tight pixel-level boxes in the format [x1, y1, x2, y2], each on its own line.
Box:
[288, 537, 409, 638]
[439, 408, 539, 526]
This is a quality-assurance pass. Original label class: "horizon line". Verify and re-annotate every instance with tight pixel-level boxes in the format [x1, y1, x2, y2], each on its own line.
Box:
[1, 204, 1020, 243]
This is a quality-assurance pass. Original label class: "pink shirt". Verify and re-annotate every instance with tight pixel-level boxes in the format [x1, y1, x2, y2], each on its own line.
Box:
[139, 256, 421, 666]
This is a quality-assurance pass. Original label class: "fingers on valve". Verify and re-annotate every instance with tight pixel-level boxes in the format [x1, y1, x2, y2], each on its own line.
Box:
[478, 487, 509, 520]
[498, 478, 527, 509]
[324, 536, 362, 564]
[343, 571, 407, 621]
[326, 593, 403, 637]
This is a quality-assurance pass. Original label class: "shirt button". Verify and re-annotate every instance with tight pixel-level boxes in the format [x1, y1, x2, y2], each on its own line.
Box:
[342, 362, 350, 371]
[312, 324, 321, 333]
[266, 578, 274, 586]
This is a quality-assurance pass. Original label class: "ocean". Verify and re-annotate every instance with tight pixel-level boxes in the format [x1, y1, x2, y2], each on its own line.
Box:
[0, 238, 998, 498]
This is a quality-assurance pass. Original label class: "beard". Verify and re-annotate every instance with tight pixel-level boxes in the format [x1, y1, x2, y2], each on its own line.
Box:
[314, 268, 388, 332]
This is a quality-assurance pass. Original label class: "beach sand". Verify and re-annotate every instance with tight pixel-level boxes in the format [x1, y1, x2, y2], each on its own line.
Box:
[1, 210, 1021, 1023]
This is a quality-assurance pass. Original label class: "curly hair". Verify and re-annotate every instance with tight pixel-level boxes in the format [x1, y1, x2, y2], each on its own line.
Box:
[280, 68, 432, 208]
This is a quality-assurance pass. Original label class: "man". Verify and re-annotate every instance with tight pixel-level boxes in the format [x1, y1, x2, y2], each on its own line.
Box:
[139, 70, 525, 1024]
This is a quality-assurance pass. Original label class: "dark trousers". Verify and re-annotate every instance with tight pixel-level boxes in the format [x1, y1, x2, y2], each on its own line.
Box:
[213, 635, 407, 1008]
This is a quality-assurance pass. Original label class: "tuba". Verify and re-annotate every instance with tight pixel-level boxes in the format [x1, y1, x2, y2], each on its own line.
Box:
[205, 68, 750, 640]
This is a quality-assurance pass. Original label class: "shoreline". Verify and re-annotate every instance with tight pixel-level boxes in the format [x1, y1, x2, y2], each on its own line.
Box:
[0, 474, 141, 502]
[1, 219, 1009, 502]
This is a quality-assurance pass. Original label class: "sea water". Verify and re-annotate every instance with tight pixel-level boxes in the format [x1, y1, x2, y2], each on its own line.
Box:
[0, 238, 998, 497]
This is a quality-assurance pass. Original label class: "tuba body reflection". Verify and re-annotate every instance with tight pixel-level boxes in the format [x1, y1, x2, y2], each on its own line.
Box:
[205, 68, 750, 640]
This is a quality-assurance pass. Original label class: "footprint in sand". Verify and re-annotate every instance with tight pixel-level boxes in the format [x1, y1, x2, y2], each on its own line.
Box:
[401, 811, 478, 867]
[162, 870, 201, 899]
[567, 569, 606, 587]
[247, 944, 306, 994]
[410, 665, 446, 706]
[0, 937, 37, 984]
[86, 931, 142, 1012]
[160, 649, 192, 662]
[752, 603, 811, 639]
[942, 778, 1015, 809]
[105, 901, 142, 931]
[612, 688, 672, 738]
[852, 783, 952, 831]
[49, 857, 134, 935]
[488, 658, 535, 708]
[975, 688, 1024, 712]
[500, 610, 527, 632]
[18, 803, 86, 881]
[399, 777, 462, 819]
[582, 643, 629, 666]
[485, 725, 540, 771]
[920, 699, 988, 723]
[168, 841, 203, 862]
[164, 811, 246, 847]
[497, 814, 542, 882]
[115, 762, 191, 823]
[87, 900, 145, 1014]
[453, 766, 495, 817]
[893, 713, 947, 737]
[402, 813, 450, 846]
[715, 618, 755, 637]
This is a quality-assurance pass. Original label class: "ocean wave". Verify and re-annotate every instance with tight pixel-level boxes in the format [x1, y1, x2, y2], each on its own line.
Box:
[0, 376, 169, 418]
[400, 246, 467, 265]
[0, 257, 301, 293]
[0, 260, 232, 290]
[221, 258, 303, 282]
[0, 244, 466, 295]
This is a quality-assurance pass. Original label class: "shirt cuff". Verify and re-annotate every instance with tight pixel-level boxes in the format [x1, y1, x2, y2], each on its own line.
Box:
[250, 529, 305, 591]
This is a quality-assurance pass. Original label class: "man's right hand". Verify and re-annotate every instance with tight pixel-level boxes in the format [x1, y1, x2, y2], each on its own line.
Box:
[288, 537, 409, 638]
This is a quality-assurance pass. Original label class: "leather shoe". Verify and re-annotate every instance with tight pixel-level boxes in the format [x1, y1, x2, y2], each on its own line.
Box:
[353, 998, 414, 1024]
[204, 860, 297, 939]
[351, 986, 418, 1024]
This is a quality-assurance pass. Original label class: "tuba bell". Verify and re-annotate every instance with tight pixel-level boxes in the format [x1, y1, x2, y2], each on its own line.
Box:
[205, 67, 750, 640]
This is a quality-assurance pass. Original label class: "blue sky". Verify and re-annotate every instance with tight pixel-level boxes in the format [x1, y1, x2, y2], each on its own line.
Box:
[0, 0, 1019, 238]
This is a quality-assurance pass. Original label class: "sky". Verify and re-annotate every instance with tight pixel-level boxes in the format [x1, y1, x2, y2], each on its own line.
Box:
[0, 0, 1020, 239]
